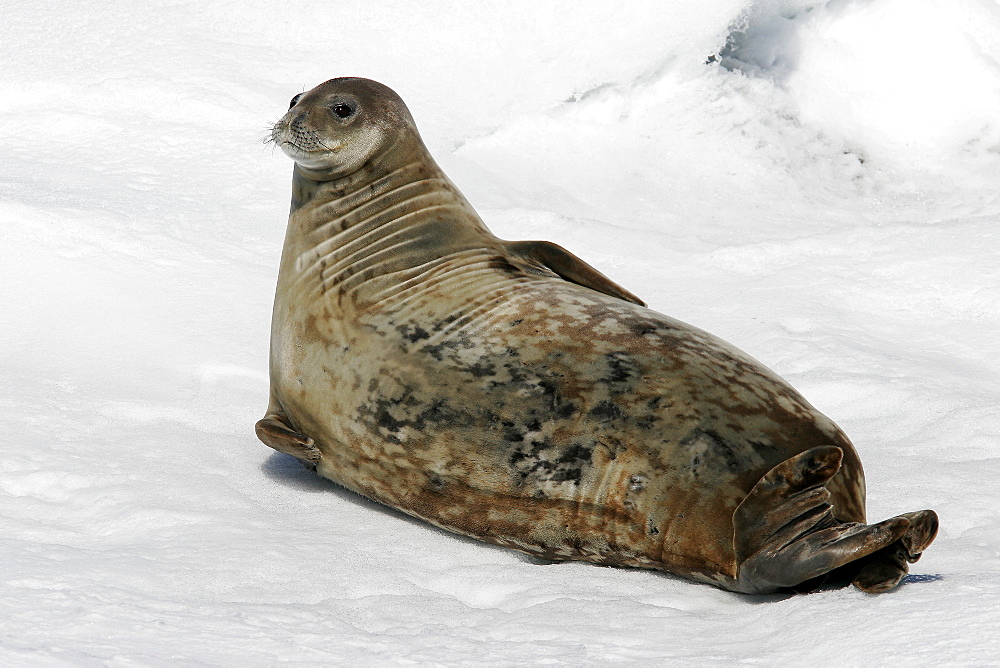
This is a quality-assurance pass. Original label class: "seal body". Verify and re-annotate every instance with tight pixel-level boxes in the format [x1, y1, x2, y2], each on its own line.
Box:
[258, 78, 937, 594]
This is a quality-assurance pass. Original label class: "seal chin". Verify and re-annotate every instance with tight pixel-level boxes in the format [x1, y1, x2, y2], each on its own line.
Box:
[278, 141, 343, 170]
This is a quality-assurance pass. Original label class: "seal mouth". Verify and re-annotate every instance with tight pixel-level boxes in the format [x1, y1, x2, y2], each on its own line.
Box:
[270, 122, 343, 166]
[270, 119, 340, 154]
[280, 139, 336, 154]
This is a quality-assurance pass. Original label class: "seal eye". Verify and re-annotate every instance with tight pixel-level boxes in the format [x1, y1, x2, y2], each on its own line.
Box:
[332, 103, 355, 119]
[288, 93, 304, 109]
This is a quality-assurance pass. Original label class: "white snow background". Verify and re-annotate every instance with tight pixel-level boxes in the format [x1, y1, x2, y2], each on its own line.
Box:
[3, 0, 1000, 664]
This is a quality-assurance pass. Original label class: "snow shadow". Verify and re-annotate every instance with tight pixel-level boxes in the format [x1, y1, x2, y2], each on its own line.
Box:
[259, 450, 341, 494]
[714, 0, 831, 80]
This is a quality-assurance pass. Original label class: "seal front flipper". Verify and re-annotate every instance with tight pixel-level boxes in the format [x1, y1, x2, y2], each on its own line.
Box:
[255, 413, 321, 470]
[503, 240, 646, 306]
[732, 446, 911, 594]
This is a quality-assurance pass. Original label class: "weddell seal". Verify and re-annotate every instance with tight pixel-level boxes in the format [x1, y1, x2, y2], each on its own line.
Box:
[258, 77, 938, 594]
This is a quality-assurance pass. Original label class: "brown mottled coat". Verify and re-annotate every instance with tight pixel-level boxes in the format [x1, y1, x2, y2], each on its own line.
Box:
[264, 104, 866, 590]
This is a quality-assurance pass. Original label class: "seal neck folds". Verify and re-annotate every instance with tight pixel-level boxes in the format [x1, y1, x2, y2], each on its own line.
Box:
[281, 149, 495, 308]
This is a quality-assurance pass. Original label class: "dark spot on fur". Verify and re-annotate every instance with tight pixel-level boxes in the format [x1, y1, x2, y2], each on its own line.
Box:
[509, 438, 593, 487]
[464, 358, 497, 378]
[559, 442, 593, 465]
[432, 313, 461, 331]
[369, 404, 405, 443]
[550, 467, 582, 483]
[535, 378, 577, 418]
[551, 403, 572, 419]
[502, 421, 526, 443]
[747, 438, 778, 453]
[358, 389, 472, 444]
[397, 324, 430, 343]
[589, 400, 626, 423]
[626, 317, 676, 338]
[423, 339, 461, 361]
[604, 351, 639, 385]
[679, 428, 746, 474]
[501, 361, 528, 384]
[634, 414, 659, 430]
[420, 399, 461, 426]
[537, 378, 558, 398]
[632, 323, 656, 336]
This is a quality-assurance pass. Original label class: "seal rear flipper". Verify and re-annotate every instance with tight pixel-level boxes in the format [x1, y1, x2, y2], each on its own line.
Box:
[255, 413, 321, 470]
[503, 240, 646, 306]
[733, 446, 911, 594]
[849, 508, 939, 593]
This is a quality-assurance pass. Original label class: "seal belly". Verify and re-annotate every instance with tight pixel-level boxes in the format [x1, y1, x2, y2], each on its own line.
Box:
[280, 263, 863, 581]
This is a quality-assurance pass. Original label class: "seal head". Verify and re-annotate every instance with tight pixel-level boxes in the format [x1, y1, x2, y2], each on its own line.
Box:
[273, 78, 420, 178]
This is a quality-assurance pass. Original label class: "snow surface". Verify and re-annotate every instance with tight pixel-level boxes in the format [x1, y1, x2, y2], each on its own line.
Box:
[3, 0, 1000, 664]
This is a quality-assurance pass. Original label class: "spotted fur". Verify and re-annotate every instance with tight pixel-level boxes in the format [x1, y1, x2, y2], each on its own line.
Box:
[259, 78, 936, 593]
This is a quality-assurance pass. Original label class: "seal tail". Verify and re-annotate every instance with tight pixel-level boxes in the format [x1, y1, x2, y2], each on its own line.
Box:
[732, 446, 939, 594]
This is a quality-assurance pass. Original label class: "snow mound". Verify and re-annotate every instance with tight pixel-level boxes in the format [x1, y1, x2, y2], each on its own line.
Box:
[720, 0, 1000, 192]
